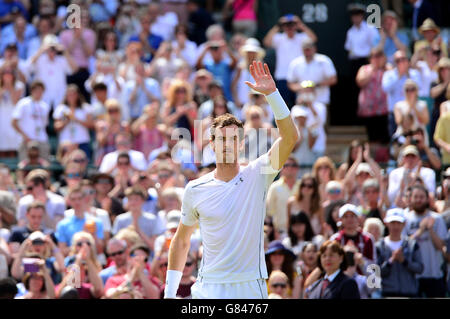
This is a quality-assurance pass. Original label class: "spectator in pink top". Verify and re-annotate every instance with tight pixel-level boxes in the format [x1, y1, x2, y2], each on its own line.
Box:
[223, 0, 258, 37]
[59, 8, 96, 101]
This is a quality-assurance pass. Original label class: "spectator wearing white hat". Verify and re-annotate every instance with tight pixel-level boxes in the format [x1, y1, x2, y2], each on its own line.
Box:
[290, 105, 316, 171]
[28, 34, 78, 109]
[291, 80, 327, 161]
[330, 204, 376, 274]
[232, 38, 265, 108]
[376, 208, 423, 297]
[388, 145, 435, 206]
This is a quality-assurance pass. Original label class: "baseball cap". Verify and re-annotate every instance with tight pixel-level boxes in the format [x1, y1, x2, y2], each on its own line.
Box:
[339, 204, 360, 218]
[355, 163, 373, 176]
[29, 231, 46, 244]
[291, 105, 308, 118]
[401, 145, 419, 157]
[166, 210, 182, 229]
[384, 208, 405, 223]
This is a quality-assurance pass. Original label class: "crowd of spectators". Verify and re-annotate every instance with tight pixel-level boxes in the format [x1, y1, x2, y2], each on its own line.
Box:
[0, 0, 449, 299]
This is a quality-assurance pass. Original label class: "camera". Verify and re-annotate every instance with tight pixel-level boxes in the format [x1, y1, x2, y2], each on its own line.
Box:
[23, 258, 40, 273]
[345, 251, 355, 267]
[410, 137, 419, 145]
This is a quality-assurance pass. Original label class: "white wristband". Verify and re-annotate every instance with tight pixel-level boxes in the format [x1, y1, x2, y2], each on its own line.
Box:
[164, 270, 183, 299]
[265, 89, 290, 120]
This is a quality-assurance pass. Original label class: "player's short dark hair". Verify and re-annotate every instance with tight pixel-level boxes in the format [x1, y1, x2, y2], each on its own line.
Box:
[210, 113, 244, 141]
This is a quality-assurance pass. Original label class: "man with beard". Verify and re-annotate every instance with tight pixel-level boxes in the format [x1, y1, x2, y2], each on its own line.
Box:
[403, 185, 447, 297]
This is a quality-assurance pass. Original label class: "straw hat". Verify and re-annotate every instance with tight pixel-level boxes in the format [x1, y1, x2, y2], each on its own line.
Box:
[239, 38, 265, 60]
[419, 18, 440, 35]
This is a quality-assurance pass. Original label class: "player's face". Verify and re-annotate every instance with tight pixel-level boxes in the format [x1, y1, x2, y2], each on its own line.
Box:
[212, 125, 243, 164]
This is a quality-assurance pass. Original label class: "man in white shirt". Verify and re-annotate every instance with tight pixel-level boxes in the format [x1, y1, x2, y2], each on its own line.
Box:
[164, 61, 298, 299]
[99, 132, 147, 172]
[388, 145, 435, 206]
[287, 39, 337, 106]
[11, 81, 51, 161]
[263, 14, 317, 107]
[27, 34, 78, 109]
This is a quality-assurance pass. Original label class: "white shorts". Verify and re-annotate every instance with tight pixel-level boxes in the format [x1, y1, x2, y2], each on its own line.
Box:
[191, 278, 268, 299]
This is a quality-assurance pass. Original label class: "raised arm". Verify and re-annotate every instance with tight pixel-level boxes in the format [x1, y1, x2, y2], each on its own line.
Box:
[245, 61, 299, 170]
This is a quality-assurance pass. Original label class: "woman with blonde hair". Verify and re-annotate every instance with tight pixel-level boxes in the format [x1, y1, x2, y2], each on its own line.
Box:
[57, 231, 104, 299]
[114, 226, 142, 250]
[312, 156, 336, 204]
[161, 79, 197, 138]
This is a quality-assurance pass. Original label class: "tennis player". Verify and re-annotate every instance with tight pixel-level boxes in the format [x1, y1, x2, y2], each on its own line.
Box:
[164, 61, 299, 299]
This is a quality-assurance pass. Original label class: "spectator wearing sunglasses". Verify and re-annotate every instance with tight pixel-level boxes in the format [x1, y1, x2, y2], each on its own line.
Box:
[99, 132, 147, 174]
[54, 162, 83, 198]
[382, 51, 422, 136]
[55, 187, 104, 257]
[287, 174, 324, 236]
[57, 231, 103, 299]
[104, 243, 160, 299]
[268, 270, 290, 299]
[17, 170, 66, 230]
[100, 238, 128, 285]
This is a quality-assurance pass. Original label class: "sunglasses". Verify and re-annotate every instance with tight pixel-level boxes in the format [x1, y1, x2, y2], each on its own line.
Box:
[283, 163, 298, 168]
[96, 178, 112, 184]
[83, 189, 95, 196]
[118, 161, 130, 166]
[109, 249, 125, 257]
[159, 262, 168, 268]
[66, 172, 81, 179]
[185, 261, 193, 267]
[73, 158, 86, 163]
[158, 173, 171, 179]
[395, 57, 408, 63]
[76, 241, 91, 247]
[328, 188, 341, 194]
[301, 183, 314, 189]
[26, 185, 34, 191]
[271, 283, 287, 289]
[108, 108, 120, 113]
[405, 87, 417, 92]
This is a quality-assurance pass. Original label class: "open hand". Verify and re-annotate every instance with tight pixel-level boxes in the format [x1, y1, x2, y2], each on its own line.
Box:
[245, 61, 276, 95]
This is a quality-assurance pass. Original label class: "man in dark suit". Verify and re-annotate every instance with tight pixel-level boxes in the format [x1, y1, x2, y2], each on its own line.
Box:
[306, 240, 361, 299]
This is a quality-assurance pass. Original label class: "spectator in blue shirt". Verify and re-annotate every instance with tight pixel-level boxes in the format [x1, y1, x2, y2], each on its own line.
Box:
[121, 62, 161, 121]
[0, 0, 27, 28]
[196, 39, 238, 101]
[374, 11, 409, 65]
[56, 187, 104, 256]
[129, 11, 163, 63]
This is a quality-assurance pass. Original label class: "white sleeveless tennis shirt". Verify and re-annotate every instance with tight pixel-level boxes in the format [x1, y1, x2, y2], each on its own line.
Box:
[181, 153, 280, 283]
